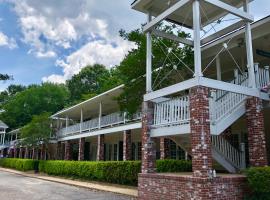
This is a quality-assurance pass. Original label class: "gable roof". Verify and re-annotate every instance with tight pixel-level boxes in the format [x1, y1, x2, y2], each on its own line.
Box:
[0, 120, 8, 129]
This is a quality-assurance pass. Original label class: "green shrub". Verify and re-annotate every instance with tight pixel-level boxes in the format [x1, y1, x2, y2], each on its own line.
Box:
[245, 167, 270, 200]
[157, 159, 192, 173]
[39, 160, 141, 185]
[0, 158, 38, 171]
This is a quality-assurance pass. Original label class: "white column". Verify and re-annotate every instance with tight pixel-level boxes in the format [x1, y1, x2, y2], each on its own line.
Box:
[3, 133, 5, 145]
[146, 13, 152, 93]
[244, 0, 256, 88]
[265, 66, 270, 83]
[193, 0, 202, 78]
[65, 116, 68, 134]
[98, 102, 102, 129]
[80, 108, 83, 133]
[216, 55, 222, 81]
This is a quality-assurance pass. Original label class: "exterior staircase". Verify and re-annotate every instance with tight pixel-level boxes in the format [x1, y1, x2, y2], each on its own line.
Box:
[152, 66, 270, 173]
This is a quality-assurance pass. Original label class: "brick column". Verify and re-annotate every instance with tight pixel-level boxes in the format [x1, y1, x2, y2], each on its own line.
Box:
[246, 97, 268, 166]
[56, 141, 62, 160]
[78, 137, 85, 161]
[24, 147, 29, 159]
[32, 148, 37, 160]
[14, 148, 17, 158]
[64, 140, 72, 160]
[97, 135, 104, 161]
[160, 137, 170, 160]
[19, 147, 23, 158]
[190, 86, 212, 178]
[141, 101, 156, 174]
[123, 130, 132, 161]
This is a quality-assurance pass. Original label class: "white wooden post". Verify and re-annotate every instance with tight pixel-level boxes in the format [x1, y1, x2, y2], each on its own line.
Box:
[216, 55, 222, 81]
[146, 13, 152, 93]
[265, 66, 270, 83]
[243, 0, 256, 88]
[254, 63, 259, 87]
[193, 0, 203, 78]
[98, 102, 102, 129]
[65, 116, 68, 134]
[234, 69, 239, 84]
[80, 108, 83, 133]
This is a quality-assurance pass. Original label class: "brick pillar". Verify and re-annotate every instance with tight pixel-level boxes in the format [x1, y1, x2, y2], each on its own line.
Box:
[32, 148, 37, 160]
[24, 147, 29, 159]
[14, 148, 17, 158]
[19, 147, 23, 158]
[190, 86, 212, 178]
[160, 137, 170, 159]
[246, 97, 268, 166]
[40, 144, 46, 160]
[64, 140, 72, 160]
[56, 141, 62, 160]
[141, 101, 156, 174]
[78, 137, 85, 161]
[123, 130, 132, 161]
[97, 135, 104, 161]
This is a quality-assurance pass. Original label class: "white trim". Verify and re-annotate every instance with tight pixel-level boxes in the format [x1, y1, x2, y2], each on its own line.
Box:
[150, 124, 190, 137]
[144, 78, 197, 101]
[58, 122, 142, 141]
[152, 30, 194, 46]
[203, 0, 254, 22]
[142, 0, 190, 33]
[146, 13, 152, 93]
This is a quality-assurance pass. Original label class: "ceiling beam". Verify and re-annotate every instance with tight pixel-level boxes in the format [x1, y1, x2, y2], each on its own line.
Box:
[204, 0, 254, 22]
[143, 0, 190, 33]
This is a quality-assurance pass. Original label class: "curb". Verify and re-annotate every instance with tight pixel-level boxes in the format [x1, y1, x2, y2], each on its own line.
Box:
[0, 167, 138, 198]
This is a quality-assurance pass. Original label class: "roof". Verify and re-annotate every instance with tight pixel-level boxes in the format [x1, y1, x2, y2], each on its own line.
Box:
[0, 120, 8, 129]
[51, 84, 124, 120]
[131, 0, 253, 28]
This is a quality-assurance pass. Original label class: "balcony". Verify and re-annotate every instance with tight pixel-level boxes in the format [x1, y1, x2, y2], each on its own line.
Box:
[57, 111, 142, 138]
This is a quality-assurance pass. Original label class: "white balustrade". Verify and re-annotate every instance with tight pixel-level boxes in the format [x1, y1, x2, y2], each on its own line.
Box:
[211, 135, 245, 169]
[255, 65, 270, 88]
[153, 96, 190, 128]
[57, 111, 141, 138]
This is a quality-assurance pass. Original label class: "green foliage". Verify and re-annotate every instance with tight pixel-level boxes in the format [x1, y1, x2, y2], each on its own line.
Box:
[117, 27, 193, 114]
[156, 159, 192, 173]
[39, 160, 141, 185]
[245, 167, 270, 198]
[0, 74, 12, 81]
[0, 83, 69, 129]
[20, 112, 51, 147]
[0, 158, 38, 171]
[66, 64, 122, 104]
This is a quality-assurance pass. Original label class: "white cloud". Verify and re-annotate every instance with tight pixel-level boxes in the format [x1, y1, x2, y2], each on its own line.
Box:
[0, 32, 17, 49]
[43, 39, 135, 83]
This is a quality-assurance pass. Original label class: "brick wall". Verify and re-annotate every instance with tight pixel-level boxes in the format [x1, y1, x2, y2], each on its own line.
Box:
[189, 86, 212, 177]
[246, 96, 268, 166]
[78, 137, 85, 161]
[64, 140, 72, 160]
[160, 137, 170, 159]
[97, 134, 104, 161]
[123, 130, 132, 161]
[138, 173, 249, 200]
[141, 101, 156, 173]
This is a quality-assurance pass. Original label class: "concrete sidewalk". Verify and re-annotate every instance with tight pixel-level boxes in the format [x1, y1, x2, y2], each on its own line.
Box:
[0, 167, 138, 198]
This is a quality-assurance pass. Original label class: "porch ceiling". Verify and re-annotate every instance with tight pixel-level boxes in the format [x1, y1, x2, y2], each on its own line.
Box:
[132, 0, 253, 28]
[202, 16, 270, 80]
[51, 85, 124, 120]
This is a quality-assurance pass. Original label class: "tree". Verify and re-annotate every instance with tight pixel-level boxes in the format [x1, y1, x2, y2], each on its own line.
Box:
[0, 74, 12, 81]
[66, 64, 122, 104]
[0, 84, 26, 105]
[0, 83, 69, 129]
[117, 26, 193, 114]
[20, 112, 51, 148]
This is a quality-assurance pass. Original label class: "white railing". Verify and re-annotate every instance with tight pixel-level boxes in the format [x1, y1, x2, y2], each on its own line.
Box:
[57, 111, 142, 138]
[210, 74, 249, 123]
[211, 135, 245, 169]
[255, 65, 270, 88]
[153, 96, 190, 127]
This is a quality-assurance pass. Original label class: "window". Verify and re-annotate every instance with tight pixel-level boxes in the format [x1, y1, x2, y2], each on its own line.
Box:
[113, 144, 118, 161]
[137, 142, 142, 160]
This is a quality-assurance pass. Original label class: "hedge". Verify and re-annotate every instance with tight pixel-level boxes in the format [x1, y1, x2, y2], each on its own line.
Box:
[0, 159, 192, 185]
[245, 167, 270, 199]
[0, 158, 38, 171]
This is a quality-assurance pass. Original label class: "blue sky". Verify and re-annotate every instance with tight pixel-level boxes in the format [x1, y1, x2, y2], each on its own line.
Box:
[0, 0, 269, 91]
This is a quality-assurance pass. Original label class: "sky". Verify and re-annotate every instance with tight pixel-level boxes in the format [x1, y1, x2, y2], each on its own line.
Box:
[0, 0, 269, 91]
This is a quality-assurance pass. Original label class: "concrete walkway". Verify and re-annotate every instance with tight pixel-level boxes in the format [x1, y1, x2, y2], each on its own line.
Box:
[0, 167, 138, 198]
